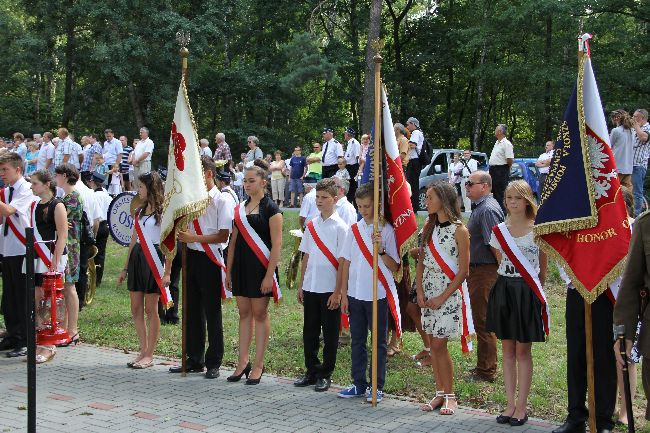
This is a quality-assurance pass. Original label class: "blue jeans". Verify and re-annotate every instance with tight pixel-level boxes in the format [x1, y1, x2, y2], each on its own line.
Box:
[632, 165, 647, 216]
[348, 296, 388, 391]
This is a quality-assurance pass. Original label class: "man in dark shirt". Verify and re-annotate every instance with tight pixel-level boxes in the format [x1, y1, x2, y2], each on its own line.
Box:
[289, 146, 307, 207]
[465, 170, 504, 382]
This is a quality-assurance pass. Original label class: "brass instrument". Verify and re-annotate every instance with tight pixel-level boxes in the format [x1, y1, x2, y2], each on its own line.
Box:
[285, 229, 303, 291]
[84, 245, 99, 305]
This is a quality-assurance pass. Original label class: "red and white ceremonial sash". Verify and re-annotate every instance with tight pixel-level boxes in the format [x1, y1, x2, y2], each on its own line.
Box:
[307, 219, 349, 330]
[0, 187, 26, 245]
[192, 218, 231, 300]
[492, 222, 550, 336]
[350, 223, 402, 337]
[29, 201, 54, 269]
[234, 203, 282, 303]
[134, 212, 172, 308]
[427, 226, 475, 353]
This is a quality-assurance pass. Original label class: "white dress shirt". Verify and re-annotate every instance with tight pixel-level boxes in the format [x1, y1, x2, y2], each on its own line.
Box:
[339, 218, 400, 301]
[489, 138, 514, 166]
[537, 150, 554, 174]
[321, 139, 344, 166]
[93, 188, 112, 222]
[74, 181, 101, 224]
[201, 147, 213, 158]
[0, 177, 36, 257]
[299, 188, 319, 225]
[188, 186, 233, 252]
[103, 138, 123, 165]
[220, 186, 238, 249]
[345, 138, 361, 165]
[407, 129, 424, 159]
[37, 142, 55, 171]
[299, 211, 348, 293]
[336, 196, 357, 226]
[461, 157, 478, 177]
[133, 138, 154, 162]
[70, 141, 83, 169]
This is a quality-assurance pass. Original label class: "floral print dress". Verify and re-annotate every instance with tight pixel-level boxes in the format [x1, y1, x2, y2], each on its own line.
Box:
[421, 222, 462, 338]
[62, 191, 83, 283]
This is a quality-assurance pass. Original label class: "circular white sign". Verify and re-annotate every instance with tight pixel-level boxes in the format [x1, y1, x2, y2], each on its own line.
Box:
[108, 192, 137, 247]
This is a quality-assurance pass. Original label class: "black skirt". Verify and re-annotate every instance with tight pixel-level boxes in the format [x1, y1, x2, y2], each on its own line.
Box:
[486, 275, 545, 343]
[127, 243, 163, 295]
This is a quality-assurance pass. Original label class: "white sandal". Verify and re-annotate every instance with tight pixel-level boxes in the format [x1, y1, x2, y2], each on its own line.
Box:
[420, 390, 444, 412]
[35, 346, 56, 364]
[440, 393, 457, 415]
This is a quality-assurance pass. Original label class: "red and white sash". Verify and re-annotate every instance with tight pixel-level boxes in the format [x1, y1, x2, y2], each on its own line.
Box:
[134, 212, 173, 308]
[192, 218, 231, 299]
[0, 187, 26, 245]
[427, 226, 475, 352]
[29, 201, 55, 269]
[492, 222, 550, 336]
[351, 223, 402, 337]
[306, 219, 349, 330]
[233, 203, 282, 303]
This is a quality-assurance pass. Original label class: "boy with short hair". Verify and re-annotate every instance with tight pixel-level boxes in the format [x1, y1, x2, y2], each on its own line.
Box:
[294, 178, 348, 392]
[334, 156, 350, 181]
[337, 183, 400, 402]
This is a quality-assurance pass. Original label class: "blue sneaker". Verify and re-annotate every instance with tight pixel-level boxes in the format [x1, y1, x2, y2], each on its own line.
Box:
[337, 385, 366, 398]
[365, 387, 383, 403]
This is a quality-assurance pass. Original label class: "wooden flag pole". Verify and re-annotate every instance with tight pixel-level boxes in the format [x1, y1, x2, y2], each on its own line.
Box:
[371, 41, 383, 407]
[584, 300, 597, 433]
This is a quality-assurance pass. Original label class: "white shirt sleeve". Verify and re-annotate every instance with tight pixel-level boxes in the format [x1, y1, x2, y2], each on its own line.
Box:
[382, 224, 400, 264]
[505, 140, 514, 159]
[339, 227, 354, 261]
[215, 194, 233, 232]
[336, 141, 344, 157]
[298, 228, 312, 254]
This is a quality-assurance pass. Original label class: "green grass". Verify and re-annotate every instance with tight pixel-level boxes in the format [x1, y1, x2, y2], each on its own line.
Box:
[2, 212, 648, 429]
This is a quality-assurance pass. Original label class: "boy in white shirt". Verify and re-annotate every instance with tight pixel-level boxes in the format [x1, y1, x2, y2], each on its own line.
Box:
[294, 178, 348, 392]
[337, 183, 400, 402]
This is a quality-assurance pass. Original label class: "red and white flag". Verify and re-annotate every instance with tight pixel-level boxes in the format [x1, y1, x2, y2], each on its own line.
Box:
[160, 78, 209, 259]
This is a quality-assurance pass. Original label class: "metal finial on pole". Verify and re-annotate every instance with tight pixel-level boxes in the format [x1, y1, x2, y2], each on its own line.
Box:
[370, 37, 384, 408]
[176, 31, 191, 86]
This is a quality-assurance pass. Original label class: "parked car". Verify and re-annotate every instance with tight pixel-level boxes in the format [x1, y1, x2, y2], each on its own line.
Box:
[510, 158, 540, 202]
[417, 149, 488, 211]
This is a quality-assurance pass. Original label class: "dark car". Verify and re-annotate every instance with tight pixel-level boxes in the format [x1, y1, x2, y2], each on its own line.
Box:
[510, 158, 540, 202]
[417, 149, 488, 210]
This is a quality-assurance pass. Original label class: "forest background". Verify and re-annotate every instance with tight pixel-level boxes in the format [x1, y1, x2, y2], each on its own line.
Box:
[0, 0, 648, 167]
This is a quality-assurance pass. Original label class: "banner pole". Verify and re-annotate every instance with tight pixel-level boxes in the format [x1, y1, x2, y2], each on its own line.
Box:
[584, 300, 597, 433]
[371, 41, 383, 407]
[26, 228, 36, 433]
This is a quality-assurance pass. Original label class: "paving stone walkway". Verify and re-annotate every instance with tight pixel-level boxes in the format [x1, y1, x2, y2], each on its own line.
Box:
[0, 344, 557, 432]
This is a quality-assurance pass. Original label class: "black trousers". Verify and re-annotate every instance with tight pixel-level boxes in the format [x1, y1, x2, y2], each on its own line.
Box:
[406, 159, 421, 212]
[2, 255, 26, 348]
[489, 164, 509, 212]
[76, 243, 90, 310]
[158, 243, 181, 322]
[94, 221, 109, 286]
[322, 165, 337, 179]
[345, 163, 359, 205]
[565, 288, 615, 430]
[303, 290, 340, 379]
[186, 249, 224, 369]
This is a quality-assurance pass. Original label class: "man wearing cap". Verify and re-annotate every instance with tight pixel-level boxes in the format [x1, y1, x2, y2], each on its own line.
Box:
[488, 124, 514, 212]
[299, 181, 319, 228]
[321, 128, 344, 179]
[88, 171, 111, 286]
[406, 117, 424, 211]
[343, 127, 361, 203]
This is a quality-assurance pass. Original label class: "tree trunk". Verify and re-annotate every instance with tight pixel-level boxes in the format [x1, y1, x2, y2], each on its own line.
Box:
[472, 41, 487, 151]
[128, 82, 145, 128]
[543, 14, 553, 140]
[349, 0, 362, 134]
[361, 0, 382, 134]
[61, 1, 75, 128]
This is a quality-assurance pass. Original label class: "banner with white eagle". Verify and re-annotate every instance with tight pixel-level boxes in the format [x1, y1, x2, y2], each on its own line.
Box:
[160, 78, 209, 258]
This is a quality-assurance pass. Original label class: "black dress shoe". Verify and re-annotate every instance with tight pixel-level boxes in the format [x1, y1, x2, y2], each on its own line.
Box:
[496, 414, 511, 424]
[509, 413, 528, 426]
[6, 347, 27, 358]
[596, 429, 612, 433]
[552, 421, 586, 433]
[293, 375, 317, 387]
[0, 338, 14, 351]
[205, 368, 220, 379]
[314, 378, 331, 392]
[169, 364, 204, 373]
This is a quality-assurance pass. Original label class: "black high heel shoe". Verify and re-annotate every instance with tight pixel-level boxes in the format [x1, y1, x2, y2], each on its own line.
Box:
[227, 362, 251, 382]
[245, 366, 265, 385]
[56, 333, 80, 348]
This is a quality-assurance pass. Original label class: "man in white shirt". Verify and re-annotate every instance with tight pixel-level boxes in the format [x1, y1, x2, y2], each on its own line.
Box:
[103, 128, 123, 185]
[88, 172, 111, 286]
[535, 140, 554, 195]
[488, 124, 514, 212]
[406, 117, 424, 211]
[54, 128, 74, 168]
[164, 156, 232, 378]
[214, 163, 238, 250]
[299, 181, 319, 228]
[199, 138, 213, 158]
[69, 134, 83, 170]
[0, 152, 36, 356]
[334, 177, 357, 225]
[37, 132, 56, 172]
[132, 127, 154, 189]
[343, 127, 361, 203]
[460, 149, 478, 213]
[321, 127, 344, 179]
[11, 133, 27, 162]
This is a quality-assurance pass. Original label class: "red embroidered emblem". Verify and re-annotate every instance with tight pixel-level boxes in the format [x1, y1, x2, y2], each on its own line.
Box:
[171, 122, 186, 171]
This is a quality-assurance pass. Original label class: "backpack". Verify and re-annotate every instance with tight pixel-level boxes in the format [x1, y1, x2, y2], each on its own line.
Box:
[417, 134, 433, 166]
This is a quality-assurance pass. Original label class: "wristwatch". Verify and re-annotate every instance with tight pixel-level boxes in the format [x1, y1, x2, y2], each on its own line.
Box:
[379, 249, 386, 256]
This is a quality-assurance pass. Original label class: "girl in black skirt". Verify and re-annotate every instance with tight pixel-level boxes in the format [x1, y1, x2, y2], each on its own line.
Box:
[486, 180, 547, 427]
[117, 171, 165, 369]
[226, 162, 283, 384]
